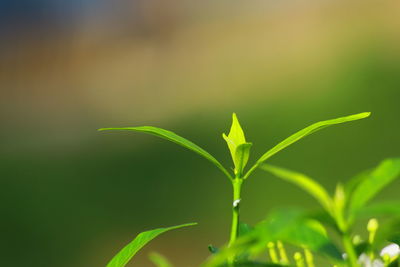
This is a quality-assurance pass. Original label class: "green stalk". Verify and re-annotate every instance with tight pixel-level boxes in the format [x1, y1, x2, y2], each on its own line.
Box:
[342, 233, 359, 267]
[229, 178, 243, 247]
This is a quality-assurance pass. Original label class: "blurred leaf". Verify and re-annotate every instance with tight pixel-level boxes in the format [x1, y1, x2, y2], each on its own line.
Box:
[106, 222, 196, 267]
[355, 201, 400, 218]
[261, 165, 333, 215]
[306, 209, 339, 232]
[99, 126, 232, 179]
[348, 158, 400, 217]
[223, 113, 251, 176]
[344, 170, 370, 198]
[239, 223, 253, 237]
[149, 252, 173, 267]
[258, 209, 341, 260]
[244, 112, 370, 179]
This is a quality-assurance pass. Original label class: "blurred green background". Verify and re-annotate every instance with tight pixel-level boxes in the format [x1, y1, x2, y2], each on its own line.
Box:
[1, 1, 400, 266]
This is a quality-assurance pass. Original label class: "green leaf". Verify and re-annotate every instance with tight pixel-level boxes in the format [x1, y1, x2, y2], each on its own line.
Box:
[354, 201, 400, 218]
[99, 126, 232, 180]
[106, 223, 196, 267]
[348, 158, 400, 217]
[149, 252, 173, 267]
[261, 164, 333, 215]
[203, 209, 342, 267]
[244, 112, 371, 179]
[239, 223, 254, 237]
[259, 209, 342, 260]
[223, 113, 251, 176]
[234, 143, 253, 176]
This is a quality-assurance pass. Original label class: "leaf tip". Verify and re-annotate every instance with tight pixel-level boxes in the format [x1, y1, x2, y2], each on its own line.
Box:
[360, 112, 372, 118]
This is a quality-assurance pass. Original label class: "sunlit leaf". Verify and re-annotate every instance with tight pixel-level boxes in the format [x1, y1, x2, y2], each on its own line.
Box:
[348, 158, 400, 217]
[149, 252, 173, 267]
[234, 143, 252, 176]
[239, 223, 253, 237]
[223, 113, 251, 176]
[244, 112, 370, 179]
[99, 126, 232, 180]
[106, 223, 196, 267]
[261, 164, 333, 215]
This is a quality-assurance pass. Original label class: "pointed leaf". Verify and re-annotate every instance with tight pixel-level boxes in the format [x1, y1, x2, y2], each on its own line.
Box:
[99, 126, 232, 180]
[149, 252, 173, 267]
[106, 222, 196, 267]
[348, 158, 400, 216]
[244, 112, 370, 179]
[261, 164, 333, 215]
[223, 113, 250, 175]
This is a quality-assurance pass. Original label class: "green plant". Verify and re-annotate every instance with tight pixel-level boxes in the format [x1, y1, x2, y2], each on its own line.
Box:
[259, 159, 400, 267]
[98, 112, 383, 267]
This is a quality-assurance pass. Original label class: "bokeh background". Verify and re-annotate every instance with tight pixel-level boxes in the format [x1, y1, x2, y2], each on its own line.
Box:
[1, 0, 400, 266]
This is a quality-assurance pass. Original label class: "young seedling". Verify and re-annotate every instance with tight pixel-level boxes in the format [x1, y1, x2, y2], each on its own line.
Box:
[99, 112, 370, 266]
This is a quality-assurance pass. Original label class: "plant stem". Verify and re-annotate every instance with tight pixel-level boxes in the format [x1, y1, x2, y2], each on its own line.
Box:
[229, 178, 243, 247]
[342, 233, 359, 267]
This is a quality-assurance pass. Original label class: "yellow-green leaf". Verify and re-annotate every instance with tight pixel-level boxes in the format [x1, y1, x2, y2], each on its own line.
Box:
[244, 112, 371, 179]
[99, 126, 232, 180]
[223, 113, 251, 176]
[149, 252, 173, 267]
[106, 223, 196, 267]
[261, 164, 333, 215]
[348, 158, 400, 216]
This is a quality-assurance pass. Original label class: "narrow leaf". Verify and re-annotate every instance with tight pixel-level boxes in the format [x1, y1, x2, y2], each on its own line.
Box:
[106, 222, 196, 267]
[234, 143, 252, 176]
[348, 158, 400, 216]
[355, 201, 400, 218]
[149, 252, 173, 267]
[261, 164, 333, 215]
[244, 112, 370, 179]
[99, 126, 232, 180]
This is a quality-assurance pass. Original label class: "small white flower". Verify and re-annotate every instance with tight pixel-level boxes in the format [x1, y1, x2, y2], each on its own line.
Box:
[357, 253, 384, 267]
[358, 253, 371, 266]
[380, 243, 400, 258]
[233, 199, 241, 207]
